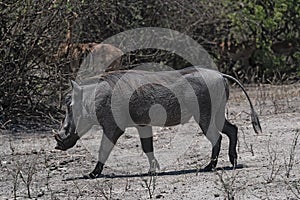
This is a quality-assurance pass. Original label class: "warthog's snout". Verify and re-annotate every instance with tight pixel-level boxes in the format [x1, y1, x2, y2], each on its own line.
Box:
[54, 133, 80, 151]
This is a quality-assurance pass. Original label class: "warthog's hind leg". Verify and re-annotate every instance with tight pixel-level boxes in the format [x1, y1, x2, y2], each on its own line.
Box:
[221, 120, 238, 167]
[203, 131, 222, 171]
[198, 118, 222, 171]
[214, 99, 238, 168]
[137, 126, 160, 174]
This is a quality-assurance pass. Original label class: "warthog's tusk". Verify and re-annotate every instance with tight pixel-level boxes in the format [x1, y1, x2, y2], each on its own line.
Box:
[51, 129, 58, 135]
[54, 134, 63, 142]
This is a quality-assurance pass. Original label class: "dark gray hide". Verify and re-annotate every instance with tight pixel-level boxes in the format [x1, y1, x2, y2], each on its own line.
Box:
[55, 66, 262, 178]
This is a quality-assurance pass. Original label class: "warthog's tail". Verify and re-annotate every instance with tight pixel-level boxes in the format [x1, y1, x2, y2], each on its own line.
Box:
[222, 74, 262, 134]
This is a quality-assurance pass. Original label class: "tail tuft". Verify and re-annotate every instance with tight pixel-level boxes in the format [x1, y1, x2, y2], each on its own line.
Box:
[251, 110, 262, 134]
[222, 73, 262, 134]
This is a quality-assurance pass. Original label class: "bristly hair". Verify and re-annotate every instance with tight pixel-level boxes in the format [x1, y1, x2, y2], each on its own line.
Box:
[65, 93, 72, 105]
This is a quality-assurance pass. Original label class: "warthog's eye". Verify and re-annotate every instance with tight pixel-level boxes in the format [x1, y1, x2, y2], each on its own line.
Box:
[63, 124, 70, 131]
[67, 104, 73, 112]
[70, 99, 75, 107]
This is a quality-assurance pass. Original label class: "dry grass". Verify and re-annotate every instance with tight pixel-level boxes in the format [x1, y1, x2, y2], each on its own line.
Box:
[1, 84, 300, 199]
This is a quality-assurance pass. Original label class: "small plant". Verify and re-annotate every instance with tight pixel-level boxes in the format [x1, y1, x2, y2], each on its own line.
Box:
[98, 180, 114, 200]
[4, 146, 39, 199]
[4, 160, 23, 200]
[264, 138, 281, 183]
[282, 130, 300, 199]
[284, 130, 299, 178]
[214, 170, 243, 200]
[19, 154, 39, 198]
[285, 179, 300, 199]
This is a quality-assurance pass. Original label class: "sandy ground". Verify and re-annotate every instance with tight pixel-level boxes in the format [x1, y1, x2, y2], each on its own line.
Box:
[1, 84, 300, 200]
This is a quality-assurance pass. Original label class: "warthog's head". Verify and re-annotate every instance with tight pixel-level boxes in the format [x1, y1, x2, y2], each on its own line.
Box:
[54, 94, 79, 151]
[54, 81, 85, 151]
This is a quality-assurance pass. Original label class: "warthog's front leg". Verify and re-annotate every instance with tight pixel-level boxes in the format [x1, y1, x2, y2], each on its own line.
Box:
[88, 126, 124, 178]
[137, 126, 160, 174]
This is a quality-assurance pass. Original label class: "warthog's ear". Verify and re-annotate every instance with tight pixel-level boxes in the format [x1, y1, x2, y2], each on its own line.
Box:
[70, 80, 80, 90]
[71, 80, 82, 93]
[70, 80, 82, 104]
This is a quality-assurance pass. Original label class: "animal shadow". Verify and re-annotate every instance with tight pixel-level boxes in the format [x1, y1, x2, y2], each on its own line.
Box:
[64, 164, 245, 181]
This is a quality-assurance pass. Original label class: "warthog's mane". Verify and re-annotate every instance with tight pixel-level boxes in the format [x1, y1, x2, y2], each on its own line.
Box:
[78, 67, 200, 86]
[65, 66, 205, 106]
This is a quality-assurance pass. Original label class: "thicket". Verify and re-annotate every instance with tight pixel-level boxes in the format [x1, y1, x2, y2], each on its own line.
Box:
[0, 0, 299, 128]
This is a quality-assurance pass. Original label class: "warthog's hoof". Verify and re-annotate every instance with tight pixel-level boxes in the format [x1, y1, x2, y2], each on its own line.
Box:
[147, 158, 160, 175]
[54, 134, 79, 151]
[230, 158, 237, 169]
[203, 162, 217, 172]
[84, 162, 104, 179]
[83, 172, 104, 179]
[147, 170, 158, 176]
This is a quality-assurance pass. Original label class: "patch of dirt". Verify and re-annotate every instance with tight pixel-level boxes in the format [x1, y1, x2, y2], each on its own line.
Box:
[1, 84, 300, 199]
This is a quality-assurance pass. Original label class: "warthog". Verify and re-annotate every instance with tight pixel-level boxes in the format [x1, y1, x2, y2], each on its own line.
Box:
[54, 66, 261, 178]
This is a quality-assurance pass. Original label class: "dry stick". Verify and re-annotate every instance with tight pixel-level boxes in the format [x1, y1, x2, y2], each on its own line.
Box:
[71, 180, 83, 199]
[44, 153, 55, 200]
[9, 138, 15, 155]
[124, 178, 131, 192]
[0, 119, 12, 129]
[4, 130, 17, 199]
[36, 110, 61, 124]
[241, 129, 254, 156]
[141, 173, 157, 199]
[12, 167, 22, 200]
[271, 94, 279, 114]
[257, 85, 266, 116]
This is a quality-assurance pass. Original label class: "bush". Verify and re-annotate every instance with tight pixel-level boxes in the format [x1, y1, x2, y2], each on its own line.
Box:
[0, 0, 299, 128]
[221, 0, 300, 83]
